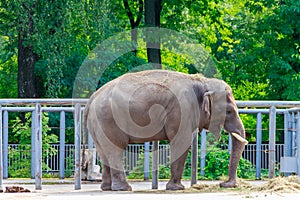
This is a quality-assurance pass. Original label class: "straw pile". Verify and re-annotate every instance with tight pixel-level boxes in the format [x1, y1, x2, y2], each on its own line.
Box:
[191, 176, 300, 194]
[258, 176, 300, 193]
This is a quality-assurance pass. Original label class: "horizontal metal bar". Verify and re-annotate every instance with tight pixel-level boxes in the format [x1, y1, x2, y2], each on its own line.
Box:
[0, 107, 288, 114]
[285, 107, 300, 113]
[0, 99, 299, 108]
[1, 107, 84, 112]
[239, 109, 286, 114]
[236, 101, 300, 108]
[0, 99, 88, 105]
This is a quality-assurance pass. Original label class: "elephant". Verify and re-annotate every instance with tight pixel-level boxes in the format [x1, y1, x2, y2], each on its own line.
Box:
[82, 69, 247, 191]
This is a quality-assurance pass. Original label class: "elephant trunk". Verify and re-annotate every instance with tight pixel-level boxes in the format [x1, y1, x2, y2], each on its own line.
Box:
[220, 130, 246, 188]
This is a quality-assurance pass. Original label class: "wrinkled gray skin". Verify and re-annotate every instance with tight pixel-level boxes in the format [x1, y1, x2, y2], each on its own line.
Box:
[82, 70, 246, 191]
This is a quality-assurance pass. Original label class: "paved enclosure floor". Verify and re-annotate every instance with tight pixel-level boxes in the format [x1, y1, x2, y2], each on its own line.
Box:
[1, 180, 300, 200]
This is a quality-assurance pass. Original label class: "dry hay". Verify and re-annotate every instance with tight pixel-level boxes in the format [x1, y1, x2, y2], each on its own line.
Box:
[190, 176, 300, 194]
[258, 176, 300, 193]
[190, 182, 220, 192]
[190, 179, 254, 193]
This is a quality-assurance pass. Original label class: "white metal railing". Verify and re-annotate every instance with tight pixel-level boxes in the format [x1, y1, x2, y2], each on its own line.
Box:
[7, 143, 284, 174]
[0, 99, 300, 190]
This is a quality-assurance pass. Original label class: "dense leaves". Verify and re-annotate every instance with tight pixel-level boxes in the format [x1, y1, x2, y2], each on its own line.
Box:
[1, 0, 299, 100]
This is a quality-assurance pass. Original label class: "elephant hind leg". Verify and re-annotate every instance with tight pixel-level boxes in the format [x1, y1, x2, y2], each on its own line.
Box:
[101, 163, 112, 191]
[94, 145, 112, 191]
[108, 149, 132, 191]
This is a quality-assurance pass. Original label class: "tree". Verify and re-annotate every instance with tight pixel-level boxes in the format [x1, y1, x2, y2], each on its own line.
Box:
[17, 2, 38, 98]
[123, 0, 143, 54]
[217, 0, 300, 100]
[145, 0, 162, 68]
[0, 0, 122, 98]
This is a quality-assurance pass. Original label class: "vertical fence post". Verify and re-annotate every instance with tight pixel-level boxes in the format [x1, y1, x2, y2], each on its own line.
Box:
[228, 134, 232, 154]
[292, 112, 296, 156]
[0, 105, 3, 191]
[256, 112, 262, 179]
[35, 103, 42, 190]
[87, 133, 94, 149]
[284, 111, 292, 157]
[59, 111, 66, 179]
[152, 141, 159, 189]
[74, 103, 81, 190]
[3, 110, 8, 179]
[269, 105, 276, 179]
[191, 129, 198, 186]
[31, 110, 36, 179]
[296, 112, 300, 176]
[144, 142, 150, 180]
[200, 129, 206, 177]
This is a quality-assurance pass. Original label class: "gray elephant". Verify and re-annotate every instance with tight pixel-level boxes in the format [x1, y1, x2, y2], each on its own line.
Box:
[82, 70, 247, 191]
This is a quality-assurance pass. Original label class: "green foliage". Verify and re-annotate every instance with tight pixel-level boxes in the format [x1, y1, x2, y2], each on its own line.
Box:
[8, 112, 58, 178]
[0, 36, 17, 97]
[127, 150, 171, 179]
[65, 151, 75, 178]
[204, 147, 255, 180]
[97, 52, 147, 88]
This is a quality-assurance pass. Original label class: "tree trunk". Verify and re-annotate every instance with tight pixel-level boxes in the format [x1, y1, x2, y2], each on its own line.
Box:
[123, 0, 144, 55]
[17, 5, 38, 98]
[18, 34, 38, 98]
[145, 0, 162, 69]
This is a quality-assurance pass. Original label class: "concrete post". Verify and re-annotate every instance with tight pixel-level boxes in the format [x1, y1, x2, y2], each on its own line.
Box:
[3, 110, 8, 179]
[35, 103, 42, 190]
[59, 111, 66, 179]
[228, 133, 232, 154]
[256, 112, 262, 179]
[31, 110, 36, 179]
[74, 103, 82, 190]
[152, 141, 159, 189]
[296, 112, 300, 176]
[268, 106, 276, 179]
[0, 105, 3, 191]
[292, 112, 296, 156]
[284, 111, 292, 157]
[191, 129, 198, 186]
[200, 129, 206, 177]
[144, 142, 150, 180]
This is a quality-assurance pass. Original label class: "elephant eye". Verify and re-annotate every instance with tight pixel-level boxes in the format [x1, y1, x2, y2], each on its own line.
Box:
[226, 110, 232, 115]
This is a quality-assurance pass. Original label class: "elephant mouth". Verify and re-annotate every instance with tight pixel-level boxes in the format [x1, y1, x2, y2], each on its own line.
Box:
[230, 132, 248, 145]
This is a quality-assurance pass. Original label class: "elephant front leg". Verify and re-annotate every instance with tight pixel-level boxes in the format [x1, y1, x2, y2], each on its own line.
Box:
[220, 135, 245, 188]
[166, 149, 189, 190]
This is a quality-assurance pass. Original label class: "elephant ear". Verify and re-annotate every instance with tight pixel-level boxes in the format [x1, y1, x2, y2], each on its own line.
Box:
[202, 90, 227, 140]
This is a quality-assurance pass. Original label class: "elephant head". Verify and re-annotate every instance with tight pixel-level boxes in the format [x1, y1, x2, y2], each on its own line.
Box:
[201, 79, 246, 142]
[200, 78, 247, 187]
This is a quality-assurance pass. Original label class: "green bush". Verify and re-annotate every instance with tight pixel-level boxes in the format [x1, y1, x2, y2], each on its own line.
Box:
[65, 151, 75, 178]
[204, 147, 255, 180]
[8, 112, 58, 178]
[127, 150, 171, 179]
[127, 145, 255, 180]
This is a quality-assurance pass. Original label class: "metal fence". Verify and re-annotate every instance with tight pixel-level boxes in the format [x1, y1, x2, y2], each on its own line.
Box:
[7, 143, 284, 174]
[1, 99, 300, 191]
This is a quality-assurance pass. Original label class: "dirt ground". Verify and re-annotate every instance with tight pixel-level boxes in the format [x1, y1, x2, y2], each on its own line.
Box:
[1, 179, 300, 200]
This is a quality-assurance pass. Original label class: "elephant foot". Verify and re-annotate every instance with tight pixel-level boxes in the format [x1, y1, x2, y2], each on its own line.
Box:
[166, 182, 185, 190]
[101, 183, 112, 191]
[111, 182, 132, 191]
[220, 180, 237, 188]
